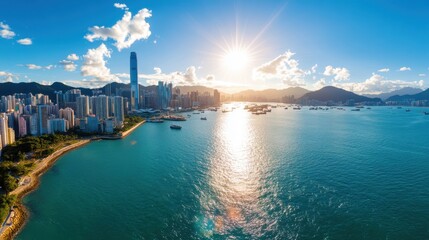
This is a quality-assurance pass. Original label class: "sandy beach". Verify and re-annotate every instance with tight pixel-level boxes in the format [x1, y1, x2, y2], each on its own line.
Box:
[0, 120, 144, 240]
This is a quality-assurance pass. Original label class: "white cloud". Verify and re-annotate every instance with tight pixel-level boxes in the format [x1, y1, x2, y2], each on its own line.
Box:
[0, 22, 15, 39]
[25, 64, 54, 70]
[85, 8, 152, 51]
[378, 68, 390, 72]
[252, 50, 308, 87]
[59, 53, 79, 72]
[153, 67, 162, 74]
[419, 73, 426, 77]
[399, 67, 411, 71]
[0, 71, 17, 82]
[323, 65, 350, 81]
[17, 38, 32, 45]
[313, 78, 326, 90]
[67, 53, 79, 61]
[113, 3, 128, 10]
[81, 44, 119, 84]
[26, 64, 42, 70]
[116, 65, 213, 86]
[40, 80, 52, 86]
[60, 60, 77, 72]
[311, 64, 318, 74]
[335, 73, 424, 94]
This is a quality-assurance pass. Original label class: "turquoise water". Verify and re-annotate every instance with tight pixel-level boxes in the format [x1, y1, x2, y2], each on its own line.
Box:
[17, 105, 429, 239]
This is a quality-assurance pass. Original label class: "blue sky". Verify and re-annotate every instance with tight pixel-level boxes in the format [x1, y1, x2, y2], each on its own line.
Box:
[0, 0, 428, 93]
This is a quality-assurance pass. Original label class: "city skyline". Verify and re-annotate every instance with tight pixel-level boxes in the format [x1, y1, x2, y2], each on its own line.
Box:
[1, 0, 428, 94]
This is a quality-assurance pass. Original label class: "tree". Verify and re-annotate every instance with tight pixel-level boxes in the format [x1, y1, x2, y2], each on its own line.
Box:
[2, 174, 18, 193]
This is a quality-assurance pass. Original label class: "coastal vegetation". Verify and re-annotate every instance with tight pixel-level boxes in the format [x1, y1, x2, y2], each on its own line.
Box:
[0, 195, 16, 225]
[122, 116, 144, 132]
[1, 133, 78, 162]
[0, 116, 144, 229]
[0, 134, 79, 226]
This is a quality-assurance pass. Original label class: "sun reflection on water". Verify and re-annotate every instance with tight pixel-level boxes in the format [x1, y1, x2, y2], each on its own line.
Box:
[197, 103, 282, 238]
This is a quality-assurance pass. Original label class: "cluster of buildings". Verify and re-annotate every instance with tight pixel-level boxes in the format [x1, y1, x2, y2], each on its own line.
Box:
[0, 52, 222, 153]
[111, 52, 221, 111]
[139, 84, 221, 110]
[0, 91, 126, 151]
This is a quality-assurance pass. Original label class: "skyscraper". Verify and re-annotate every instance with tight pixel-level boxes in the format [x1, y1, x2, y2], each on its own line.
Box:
[95, 95, 109, 120]
[38, 105, 50, 135]
[76, 96, 89, 119]
[0, 114, 8, 147]
[130, 52, 139, 110]
[113, 96, 124, 127]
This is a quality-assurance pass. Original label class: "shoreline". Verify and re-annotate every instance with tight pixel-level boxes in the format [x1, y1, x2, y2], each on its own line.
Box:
[0, 120, 145, 240]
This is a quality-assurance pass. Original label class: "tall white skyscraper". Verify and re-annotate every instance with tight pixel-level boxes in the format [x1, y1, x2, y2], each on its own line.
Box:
[95, 95, 109, 120]
[130, 52, 139, 110]
[76, 96, 90, 119]
[113, 96, 124, 126]
[59, 107, 75, 128]
[0, 114, 8, 147]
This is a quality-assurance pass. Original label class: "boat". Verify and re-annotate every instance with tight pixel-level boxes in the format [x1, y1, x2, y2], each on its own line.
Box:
[424, 112, 429, 115]
[284, 107, 288, 110]
[170, 125, 182, 129]
[405, 109, 411, 112]
[200, 117, 207, 120]
[351, 108, 360, 111]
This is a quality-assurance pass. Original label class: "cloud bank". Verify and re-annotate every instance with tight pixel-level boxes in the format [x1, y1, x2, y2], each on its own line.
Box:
[85, 8, 152, 51]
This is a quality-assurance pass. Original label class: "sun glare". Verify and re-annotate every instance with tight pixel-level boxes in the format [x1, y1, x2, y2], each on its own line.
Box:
[222, 48, 250, 72]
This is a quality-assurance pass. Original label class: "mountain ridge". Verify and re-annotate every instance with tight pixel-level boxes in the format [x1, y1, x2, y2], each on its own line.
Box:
[299, 86, 382, 104]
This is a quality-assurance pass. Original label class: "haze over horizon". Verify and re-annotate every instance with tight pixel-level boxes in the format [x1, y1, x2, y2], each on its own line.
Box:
[1, 0, 428, 94]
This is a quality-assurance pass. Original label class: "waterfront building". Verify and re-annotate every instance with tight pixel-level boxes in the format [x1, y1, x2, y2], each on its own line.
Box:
[85, 115, 99, 133]
[214, 89, 220, 106]
[95, 95, 109, 120]
[38, 105, 50, 135]
[30, 113, 39, 135]
[190, 91, 199, 107]
[18, 116, 27, 137]
[0, 114, 8, 147]
[157, 81, 172, 109]
[103, 118, 115, 133]
[59, 107, 75, 128]
[130, 52, 139, 110]
[113, 96, 124, 127]
[48, 119, 68, 134]
[7, 128, 15, 144]
[76, 96, 90, 119]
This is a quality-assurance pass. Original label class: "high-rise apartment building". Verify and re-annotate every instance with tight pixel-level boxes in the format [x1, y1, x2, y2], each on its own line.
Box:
[76, 96, 90, 119]
[59, 107, 75, 128]
[0, 114, 8, 147]
[38, 105, 50, 135]
[113, 96, 124, 126]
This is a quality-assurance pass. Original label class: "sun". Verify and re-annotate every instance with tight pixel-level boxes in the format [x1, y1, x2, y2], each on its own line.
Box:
[222, 47, 250, 72]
